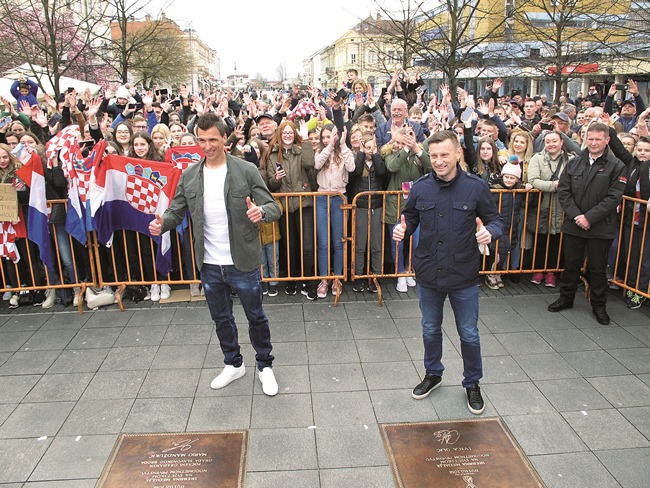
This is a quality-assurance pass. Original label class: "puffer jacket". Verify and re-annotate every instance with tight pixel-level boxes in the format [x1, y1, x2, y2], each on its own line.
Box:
[265, 141, 315, 213]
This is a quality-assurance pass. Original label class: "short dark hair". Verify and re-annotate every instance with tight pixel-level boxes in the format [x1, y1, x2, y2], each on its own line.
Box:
[586, 122, 609, 136]
[196, 113, 228, 136]
[347, 68, 358, 76]
[357, 113, 375, 126]
[428, 130, 459, 150]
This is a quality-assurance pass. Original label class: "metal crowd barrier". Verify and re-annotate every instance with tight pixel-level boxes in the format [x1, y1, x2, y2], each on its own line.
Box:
[3, 191, 646, 312]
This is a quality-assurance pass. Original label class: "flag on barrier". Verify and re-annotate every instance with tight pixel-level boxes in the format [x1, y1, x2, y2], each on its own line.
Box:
[90, 154, 181, 275]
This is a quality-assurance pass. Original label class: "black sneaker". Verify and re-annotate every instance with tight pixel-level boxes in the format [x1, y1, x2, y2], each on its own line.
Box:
[412, 373, 442, 399]
[32, 290, 45, 306]
[261, 282, 269, 295]
[352, 280, 365, 292]
[285, 281, 297, 295]
[368, 280, 378, 293]
[268, 284, 278, 297]
[466, 384, 485, 414]
[626, 291, 646, 309]
[301, 284, 317, 301]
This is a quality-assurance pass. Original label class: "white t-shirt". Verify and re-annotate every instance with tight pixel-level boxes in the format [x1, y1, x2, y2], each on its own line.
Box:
[202, 164, 233, 265]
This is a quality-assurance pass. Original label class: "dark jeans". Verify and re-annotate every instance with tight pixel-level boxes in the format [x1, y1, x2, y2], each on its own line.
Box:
[279, 207, 314, 279]
[560, 234, 612, 309]
[201, 263, 274, 370]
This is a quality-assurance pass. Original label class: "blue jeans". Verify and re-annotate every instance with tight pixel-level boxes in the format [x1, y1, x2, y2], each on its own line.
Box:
[201, 264, 274, 370]
[262, 241, 279, 286]
[417, 284, 482, 387]
[316, 195, 344, 276]
[389, 224, 420, 273]
[50, 223, 76, 284]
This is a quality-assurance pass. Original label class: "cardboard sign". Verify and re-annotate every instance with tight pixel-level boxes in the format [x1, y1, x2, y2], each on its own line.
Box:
[0, 183, 18, 222]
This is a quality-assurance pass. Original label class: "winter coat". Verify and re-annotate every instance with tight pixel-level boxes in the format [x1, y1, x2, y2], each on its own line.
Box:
[265, 141, 315, 213]
[527, 150, 570, 235]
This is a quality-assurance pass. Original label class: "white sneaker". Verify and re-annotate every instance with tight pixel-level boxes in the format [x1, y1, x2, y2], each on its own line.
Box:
[73, 287, 80, 307]
[189, 283, 201, 296]
[150, 284, 161, 302]
[258, 367, 278, 396]
[41, 289, 57, 309]
[3, 286, 13, 301]
[160, 284, 171, 300]
[210, 364, 245, 389]
[396, 277, 408, 293]
[406, 276, 416, 287]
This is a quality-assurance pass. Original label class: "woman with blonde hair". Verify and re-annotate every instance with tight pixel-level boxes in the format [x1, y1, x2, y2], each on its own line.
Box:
[150, 124, 171, 156]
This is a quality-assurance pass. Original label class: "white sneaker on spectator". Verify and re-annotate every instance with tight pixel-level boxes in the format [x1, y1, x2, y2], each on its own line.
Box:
[258, 367, 278, 396]
[396, 277, 408, 293]
[406, 276, 416, 287]
[160, 284, 171, 300]
[42, 289, 57, 309]
[3, 286, 13, 301]
[150, 284, 161, 302]
[210, 364, 245, 389]
[72, 287, 81, 307]
[190, 283, 201, 296]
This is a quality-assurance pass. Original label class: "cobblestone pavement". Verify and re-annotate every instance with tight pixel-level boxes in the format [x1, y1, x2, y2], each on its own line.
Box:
[0, 279, 648, 487]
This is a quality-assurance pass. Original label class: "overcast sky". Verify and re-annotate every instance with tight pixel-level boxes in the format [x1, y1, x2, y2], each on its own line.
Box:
[158, 0, 412, 80]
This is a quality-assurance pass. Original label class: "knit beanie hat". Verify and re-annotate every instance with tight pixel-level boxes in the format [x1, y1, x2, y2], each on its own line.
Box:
[115, 85, 130, 100]
[501, 155, 521, 179]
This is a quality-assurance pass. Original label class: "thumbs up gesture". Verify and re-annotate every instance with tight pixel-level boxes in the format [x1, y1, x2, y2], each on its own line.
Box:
[246, 196, 263, 223]
[149, 214, 164, 236]
[392, 214, 407, 242]
[475, 217, 491, 246]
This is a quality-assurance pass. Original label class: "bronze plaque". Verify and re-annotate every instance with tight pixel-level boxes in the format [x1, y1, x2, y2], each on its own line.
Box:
[97, 431, 247, 488]
[381, 418, 545, 488]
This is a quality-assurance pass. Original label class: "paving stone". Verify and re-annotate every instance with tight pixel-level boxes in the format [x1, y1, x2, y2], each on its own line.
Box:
[59, 399, 133, 435]
[23, 480, 97, 487]
[0, 402, 74, 438]
[161, 323, 213, 345]
[302, 303, 349, 322]
[246, 428, 317, 471]
[28, 435, 117, 481]
[113, 325, 168, 347]
[0, 375, 41, 404]
[349, 318, 400, 339]
[122, 397, 192, 433]
[479, 333, 509, 356]
[595, 448, 650, 488]
[138, 368, 200, 398]
[47, 348, 109, 373]
[312, 391, 376, 426]
[607, 347, 650, 374]
[582, 327, 646, 349]
[98, 345, 158, 372]
[513, 353, 581, 380]
[494, 331, 554, 355]
[245, 470, 320, 488]
[344, 302, 392, 320]
[363, 360, 420, 390]
[194, 368, 255, 397]
[385, 299, 425, 318]
[503, 413, 588, 455]
[40, 313, 90, 330]
[618, 406, 650, 439]
[0, 350, 60, 375]
[80, 370, 145, 400]
[355, 338, 410, 362]
[263, 303, 305, 322]
[587, 375, 650, 408]
[309, 363, 367, 392]
[252, 364, 311, 395]
[86, 310, 134, 328]
[487, 382, 555, 415]
[319, 466, 394, 488]
[23, 373, 93, 403]
[369, 388, 438, 423]
[0, 315, 49, 333]
[20, 329, 77, 351]
[561, 350, 631, 377]
[268, 341, 308, 366]
[150, 344, 208, 369]
[170, 306, 212, 324]
[67, 327, 122, 349]
[538, 328, 600, 352]
[624, 325, 650, 346]
[316, 424, 387, 468]
[266, 320, 306, 342]
[125, 309, 172, 327]
[304, 320, 354, 341]
[0, 332, 33, 352]
[562, 409, 650, 450]
[0, 438, 51, 483]
[307, 340, 360, 365]
[393, 317, 422, 339]
[251, 393, 313, 428]
[0, 403, 16, 425]
[481, 313, 534, 333]
[481, 355, 529, 383]
[531, 452, 621, 488]
[534, 378, 611, 411]
[186, 396, 252, 431]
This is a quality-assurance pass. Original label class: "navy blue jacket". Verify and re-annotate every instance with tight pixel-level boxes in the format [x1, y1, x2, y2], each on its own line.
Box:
[401, 165, 504, 290]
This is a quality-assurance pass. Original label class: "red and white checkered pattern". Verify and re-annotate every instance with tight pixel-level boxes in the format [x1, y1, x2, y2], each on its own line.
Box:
[0, 222, 20, 263]
[45, 126, 80, 170]
[125, 175, 160, 214]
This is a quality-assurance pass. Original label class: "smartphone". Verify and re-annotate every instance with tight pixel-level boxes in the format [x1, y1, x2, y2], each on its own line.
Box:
[128, 103, 142, 110]
[47, 112, 62, 127]
[276, 162, 283, 171]
[615, 84, 629, 91]
[299, 84, 309, 90]
[334, 88, 348, 102]
[540, 122, 554, 131]
[460, 107, 474, 123]
[78, 140, 95, 150]
[0, 116, 12, 130]
[160, 88, 168, 95]
[67, 87, 74, 93]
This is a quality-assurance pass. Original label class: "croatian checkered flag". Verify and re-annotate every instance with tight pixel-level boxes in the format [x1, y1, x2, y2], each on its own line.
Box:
[45, 125, 81, 170]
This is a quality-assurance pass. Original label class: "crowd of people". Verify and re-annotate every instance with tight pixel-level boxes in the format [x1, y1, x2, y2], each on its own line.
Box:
[0, 68, 649, 315]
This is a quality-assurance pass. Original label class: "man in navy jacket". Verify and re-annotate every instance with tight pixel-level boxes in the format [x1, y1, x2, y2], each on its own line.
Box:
[393, 130, 503, 415]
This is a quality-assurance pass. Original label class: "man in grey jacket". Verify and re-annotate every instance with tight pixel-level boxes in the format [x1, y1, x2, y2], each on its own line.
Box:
[150, 113, 282, 395]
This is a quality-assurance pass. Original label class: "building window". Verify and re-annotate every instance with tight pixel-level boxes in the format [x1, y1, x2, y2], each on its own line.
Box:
[367, 51, 376, 64]
[350, 53, 357, 64]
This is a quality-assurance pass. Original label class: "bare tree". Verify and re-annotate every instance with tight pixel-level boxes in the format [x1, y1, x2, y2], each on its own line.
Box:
[276, 63, 287, 83]
[0, 0, 108, 97]
[514, 0, 634, 102]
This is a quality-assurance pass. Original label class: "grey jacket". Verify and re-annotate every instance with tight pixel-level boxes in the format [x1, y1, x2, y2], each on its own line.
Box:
[161, 153, 281, 272]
